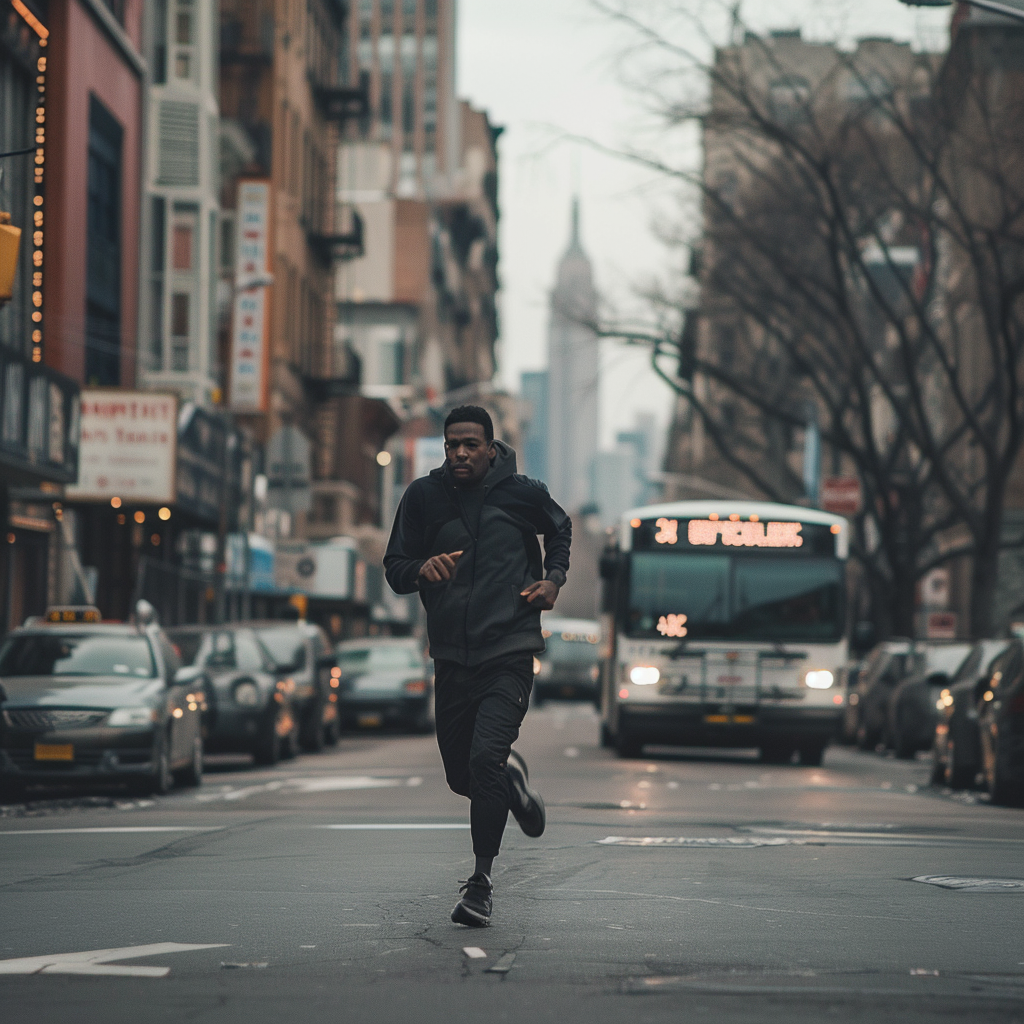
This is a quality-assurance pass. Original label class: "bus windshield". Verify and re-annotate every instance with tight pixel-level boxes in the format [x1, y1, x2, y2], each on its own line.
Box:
[626, 552, 844, 642]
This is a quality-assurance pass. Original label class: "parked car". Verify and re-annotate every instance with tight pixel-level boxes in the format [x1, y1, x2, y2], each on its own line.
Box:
[0, 605, 205, 798]
[335, 638, 433, 732]
[168, 625, 298, 765]
[931, 639, 1010, 788]
[252, 621, 340, 751]
[533, 617, 601, 704]
[850, 640, 918, 750]
[887, 642, 972, 758]
[977, 639, 1024, 806]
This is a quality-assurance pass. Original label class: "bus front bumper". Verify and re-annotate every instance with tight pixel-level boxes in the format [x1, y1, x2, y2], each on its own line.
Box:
[617, 703, 842, 748]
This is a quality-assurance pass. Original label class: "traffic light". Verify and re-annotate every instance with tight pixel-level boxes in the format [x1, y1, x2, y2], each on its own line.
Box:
[0, 211, 21, 305]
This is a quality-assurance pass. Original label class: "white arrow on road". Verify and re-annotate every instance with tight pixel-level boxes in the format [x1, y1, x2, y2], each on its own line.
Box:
[0, 943, 229, 977]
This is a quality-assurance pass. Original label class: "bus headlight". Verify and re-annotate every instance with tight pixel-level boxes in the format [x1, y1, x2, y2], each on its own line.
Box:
[804, 670, 834, 690]
[630, 665, 660, 686]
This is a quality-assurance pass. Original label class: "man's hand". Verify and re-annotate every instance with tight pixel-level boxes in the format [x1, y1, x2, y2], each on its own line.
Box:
[520, 579, 560, 610]
[418, 551, 463, 583]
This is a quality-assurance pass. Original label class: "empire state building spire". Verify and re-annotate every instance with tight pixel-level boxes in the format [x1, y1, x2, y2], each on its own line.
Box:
[546, 198, 599, 514]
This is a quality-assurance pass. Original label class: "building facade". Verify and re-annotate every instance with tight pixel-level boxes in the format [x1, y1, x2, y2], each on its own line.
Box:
[138, 0, 221, 405]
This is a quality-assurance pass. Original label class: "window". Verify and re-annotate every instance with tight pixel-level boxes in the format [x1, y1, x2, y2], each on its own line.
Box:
[150, 197, 166, 370]
[86, 97, 123, 386]
[172, 224, 193, 271]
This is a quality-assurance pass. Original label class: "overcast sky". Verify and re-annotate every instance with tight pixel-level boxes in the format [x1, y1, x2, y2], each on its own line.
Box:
[457, 0, 952, 449]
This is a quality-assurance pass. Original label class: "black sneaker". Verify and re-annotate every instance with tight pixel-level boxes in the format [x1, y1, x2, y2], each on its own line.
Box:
[506, 749, 546, 838]
[451, 872, 492, 927]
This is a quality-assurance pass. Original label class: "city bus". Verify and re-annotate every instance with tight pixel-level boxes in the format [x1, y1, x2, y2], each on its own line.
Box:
[597, 500, 849, 764]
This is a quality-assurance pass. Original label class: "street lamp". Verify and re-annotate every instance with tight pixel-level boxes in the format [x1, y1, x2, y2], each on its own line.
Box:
[897, 0, 1024, 21]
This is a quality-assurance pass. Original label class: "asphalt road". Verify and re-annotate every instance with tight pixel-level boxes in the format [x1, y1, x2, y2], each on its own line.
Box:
[1, 702, 1023, 1024]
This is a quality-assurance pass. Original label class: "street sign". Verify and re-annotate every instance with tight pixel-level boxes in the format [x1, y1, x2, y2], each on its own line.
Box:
[820, 476, 862, 515]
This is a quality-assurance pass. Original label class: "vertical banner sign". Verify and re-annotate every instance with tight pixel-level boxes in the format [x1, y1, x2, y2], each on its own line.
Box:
[229, 180, 271, 412]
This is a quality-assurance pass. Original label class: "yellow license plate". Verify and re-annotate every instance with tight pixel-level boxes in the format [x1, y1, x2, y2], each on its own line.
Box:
[35, 743, 73, 761]
[357, 713, 382, 728]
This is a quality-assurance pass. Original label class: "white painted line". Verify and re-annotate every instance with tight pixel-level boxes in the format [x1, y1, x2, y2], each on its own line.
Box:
[0, 942, 229, 977]
[487, 953, 516, 973]
[463, 947, 487, 959]
[0, 827, 223, 836]
[563, 747, 579, 758]
[912, 875, 1024, 892]
[315, 823, 471, 830]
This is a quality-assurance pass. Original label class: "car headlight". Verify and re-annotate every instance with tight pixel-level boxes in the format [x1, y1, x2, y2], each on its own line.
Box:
[107, 707, 158, 727]
[630, 665, 660, 686]
[804, 670, 835, 690]
[233, 681, 260, 706]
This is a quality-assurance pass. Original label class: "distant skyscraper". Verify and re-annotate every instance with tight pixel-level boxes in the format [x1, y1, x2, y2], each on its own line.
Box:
[520, 370, 549, 481]
[546, 200, 598, 512]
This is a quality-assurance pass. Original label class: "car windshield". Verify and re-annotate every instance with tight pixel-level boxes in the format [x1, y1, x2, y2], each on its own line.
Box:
[0, 633, 156, 678]
[543, 629, 600, 664]
[626, 552, 844, 642]
[924, 645, 972, 677]
[259, 630, 307, 670]
[338, 646, 422, 672]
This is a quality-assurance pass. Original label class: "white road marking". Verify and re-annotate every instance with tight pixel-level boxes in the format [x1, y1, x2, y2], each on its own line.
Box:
[316, 823, 470, 830]
[0, 827, 222, 836]
[463, 947, 487, 959]
[0, 943, 228, 977]
[487, 953, 516, 973]
[563, 747, 579, 758]
[912, 875, 1024, 892]
[196, 774, 420, 802]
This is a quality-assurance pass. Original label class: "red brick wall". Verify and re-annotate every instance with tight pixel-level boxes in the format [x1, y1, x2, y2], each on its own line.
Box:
[44, 0, 143, 385]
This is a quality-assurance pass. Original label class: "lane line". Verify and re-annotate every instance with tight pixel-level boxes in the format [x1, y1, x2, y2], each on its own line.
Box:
[0, 942, 229, 976]
[315, 823, 470, 830]
[0, 827, 223, 836]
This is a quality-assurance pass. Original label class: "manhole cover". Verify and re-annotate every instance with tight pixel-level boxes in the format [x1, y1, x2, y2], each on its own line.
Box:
[912, 875, 1024, 893]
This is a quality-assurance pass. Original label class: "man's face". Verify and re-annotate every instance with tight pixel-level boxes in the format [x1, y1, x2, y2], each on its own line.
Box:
[444, 422, 494, 485]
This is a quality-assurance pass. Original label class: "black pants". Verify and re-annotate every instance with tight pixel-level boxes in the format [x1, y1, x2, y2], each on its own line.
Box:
[433, 652, 533, 858]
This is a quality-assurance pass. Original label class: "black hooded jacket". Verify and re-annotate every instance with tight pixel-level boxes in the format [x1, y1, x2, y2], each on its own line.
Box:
[383, 441, 572, 666]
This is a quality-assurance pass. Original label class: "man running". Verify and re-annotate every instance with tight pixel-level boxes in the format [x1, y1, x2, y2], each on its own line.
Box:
[384, 405, 572, 926]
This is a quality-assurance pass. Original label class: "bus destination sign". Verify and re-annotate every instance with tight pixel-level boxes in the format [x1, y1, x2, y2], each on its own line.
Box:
[631, 516, 839, 556]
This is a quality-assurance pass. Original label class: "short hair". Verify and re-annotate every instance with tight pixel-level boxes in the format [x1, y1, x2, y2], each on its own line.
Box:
[444, 405, 494, 443]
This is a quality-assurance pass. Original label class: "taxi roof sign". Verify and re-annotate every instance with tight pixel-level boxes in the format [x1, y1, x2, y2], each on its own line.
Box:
[45, 606, 102, 623]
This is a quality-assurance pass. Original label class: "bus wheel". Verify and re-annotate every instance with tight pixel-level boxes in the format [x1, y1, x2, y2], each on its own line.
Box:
[760, 743, 792, 765]
[617, 732, 643, 758]
[798, 743, 825, 767]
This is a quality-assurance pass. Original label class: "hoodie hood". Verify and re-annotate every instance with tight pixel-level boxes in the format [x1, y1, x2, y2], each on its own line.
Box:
[431, 439, 518, 491]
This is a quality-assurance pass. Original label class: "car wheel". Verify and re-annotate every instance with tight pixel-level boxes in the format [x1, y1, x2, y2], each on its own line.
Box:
[300, 702, 326, 753]
[177, 736, 204, 788]
[253, 707, 283, 766]
[929, 751, 947, 786]
[798, 743, 825, 767]
[138, 739, 174, 796]
[946, 739, 976, 790]
[988, 753, 1024, 807]
[856, 724, 879, 752]
[616, 731, 643, 758]
[599, 722, 615, 749]
[323, 712, 341, 747]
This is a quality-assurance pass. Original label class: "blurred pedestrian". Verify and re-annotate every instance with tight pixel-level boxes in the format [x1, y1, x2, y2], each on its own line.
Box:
[384, 405, 572, 926]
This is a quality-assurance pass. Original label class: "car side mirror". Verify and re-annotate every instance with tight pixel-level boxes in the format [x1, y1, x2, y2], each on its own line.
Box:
[317, 655, 336, 669]
[173, 665, 205, 687]
[926, 673, 949, 688]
